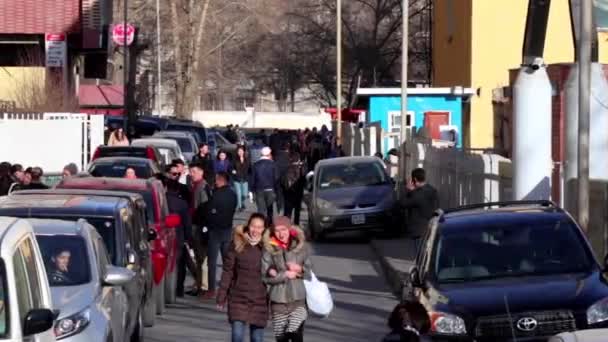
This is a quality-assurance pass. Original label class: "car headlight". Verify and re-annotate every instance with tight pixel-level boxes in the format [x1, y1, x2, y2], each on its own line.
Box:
[316, 198, 335, 210]
[54, 308, 90, 340]
[587, 297, 608, 325]
[430, 311, 467, 335]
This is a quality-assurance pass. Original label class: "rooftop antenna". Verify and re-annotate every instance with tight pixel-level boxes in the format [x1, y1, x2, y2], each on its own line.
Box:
[504, 294, 518, 342]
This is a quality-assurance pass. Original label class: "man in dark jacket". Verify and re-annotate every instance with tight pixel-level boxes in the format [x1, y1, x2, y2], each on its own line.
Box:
[274, 142, 291, 214]
[163, 176, 193, 298]
[201, 172, 237, 300]
[400, 168, 439, 253]
[191, 143, 215, 185]
[250, 147, 280, 222]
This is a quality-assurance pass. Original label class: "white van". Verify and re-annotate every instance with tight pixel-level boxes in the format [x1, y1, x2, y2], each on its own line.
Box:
[0, 217, 56, 341]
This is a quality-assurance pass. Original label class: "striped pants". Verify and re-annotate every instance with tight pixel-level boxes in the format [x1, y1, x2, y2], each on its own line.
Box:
[271, 303, 307, 340]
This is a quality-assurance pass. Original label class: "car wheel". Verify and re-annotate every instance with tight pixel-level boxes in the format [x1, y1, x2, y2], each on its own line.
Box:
[154, 277, 165, 315]
[131, 311, 144, 342]
[142, 291, 156, 327]
[164, 268, 177, 304]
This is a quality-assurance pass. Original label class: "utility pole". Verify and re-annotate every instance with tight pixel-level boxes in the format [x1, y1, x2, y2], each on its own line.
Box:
[400, 0, 409, 181]
[336, 0, 342, 141]
[578, 0, 592, 232]
[123, 0, 130, 128]
[156, 0, 162, 116]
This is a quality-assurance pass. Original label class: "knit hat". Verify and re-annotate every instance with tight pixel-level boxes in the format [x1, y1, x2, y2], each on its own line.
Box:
[273, 216, 292, 229]
[261, 147, 272, 157]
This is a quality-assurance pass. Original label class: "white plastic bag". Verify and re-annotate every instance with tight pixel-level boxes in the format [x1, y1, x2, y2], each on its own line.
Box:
[304, 271, 333, 318]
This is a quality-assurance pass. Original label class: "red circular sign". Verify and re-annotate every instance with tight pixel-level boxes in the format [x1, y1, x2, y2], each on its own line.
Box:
[112, 23, 135, 46]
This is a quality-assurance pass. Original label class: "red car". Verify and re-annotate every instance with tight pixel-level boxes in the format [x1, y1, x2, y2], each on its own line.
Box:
[56, 177, 180, 313]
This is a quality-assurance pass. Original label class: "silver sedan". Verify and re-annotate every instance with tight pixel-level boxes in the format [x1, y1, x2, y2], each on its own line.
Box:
[29, 218, 137, 342]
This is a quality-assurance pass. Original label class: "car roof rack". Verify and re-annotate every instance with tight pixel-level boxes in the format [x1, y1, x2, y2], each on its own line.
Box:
[435, 200, 559, 219]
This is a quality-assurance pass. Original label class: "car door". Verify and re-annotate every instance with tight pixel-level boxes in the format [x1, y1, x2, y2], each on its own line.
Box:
[92, 232, 128, 342]
[120, 210, 142, 335]
[13, 237, 54, 342]
[134, 201, 153, 301]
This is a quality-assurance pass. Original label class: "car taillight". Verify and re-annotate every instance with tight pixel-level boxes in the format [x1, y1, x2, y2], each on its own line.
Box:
[146, 147, 157, 161]
[92, 147, 101, 160]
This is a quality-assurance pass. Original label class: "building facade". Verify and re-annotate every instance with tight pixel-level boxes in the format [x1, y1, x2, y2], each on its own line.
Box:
[433, 0, 608, 149]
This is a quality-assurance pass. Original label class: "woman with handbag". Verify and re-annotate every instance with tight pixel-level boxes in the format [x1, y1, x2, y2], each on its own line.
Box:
[262, 216, 312, 342]
[217, 213, 268, 342]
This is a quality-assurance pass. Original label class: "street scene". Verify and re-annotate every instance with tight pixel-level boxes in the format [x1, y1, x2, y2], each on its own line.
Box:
[2, 0, 608, 342]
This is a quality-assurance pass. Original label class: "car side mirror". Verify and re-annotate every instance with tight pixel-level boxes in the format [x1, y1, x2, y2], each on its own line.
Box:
[165, 214, 181, 229]
[410, 267, 423, 288]
[104, 266, 135, 286]
[127, 250, 139, 266]
[148, 228, 158, 241]
[23, 308, 55, 336]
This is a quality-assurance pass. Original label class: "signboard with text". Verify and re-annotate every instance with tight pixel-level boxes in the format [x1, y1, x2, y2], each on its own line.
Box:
[112, 23, 135, 46]
[45, 33, 66, 68]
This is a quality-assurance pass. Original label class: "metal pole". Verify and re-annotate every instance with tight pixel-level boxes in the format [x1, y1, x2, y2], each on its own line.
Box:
[578, 0, 592, 232]
[156, 0, 162, 116]
[123, 0, 128, 125]
[336, 0, 342, 141]
[400, 0, 409, 181]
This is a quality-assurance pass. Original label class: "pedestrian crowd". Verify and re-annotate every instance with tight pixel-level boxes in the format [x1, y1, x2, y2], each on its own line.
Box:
[0, 161, 81, 195]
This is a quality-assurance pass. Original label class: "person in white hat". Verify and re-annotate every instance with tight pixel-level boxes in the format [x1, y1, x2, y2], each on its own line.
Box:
[250, 146, 280, 222]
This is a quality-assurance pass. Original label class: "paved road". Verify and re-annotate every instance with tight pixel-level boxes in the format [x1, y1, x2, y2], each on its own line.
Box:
[145, 205, 397, 341]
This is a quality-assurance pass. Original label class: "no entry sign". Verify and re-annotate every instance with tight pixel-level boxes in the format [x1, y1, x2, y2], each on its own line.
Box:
[112, 23, 135, 46]
[45, 33, 66, 68]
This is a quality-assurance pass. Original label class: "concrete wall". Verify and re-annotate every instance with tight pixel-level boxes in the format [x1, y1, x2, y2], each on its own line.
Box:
[192, 110, 332, 130]
[405, 139, 608, 259]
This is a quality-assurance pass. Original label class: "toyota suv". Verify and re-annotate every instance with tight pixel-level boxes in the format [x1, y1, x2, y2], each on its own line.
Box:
[407, 200, 608, 341]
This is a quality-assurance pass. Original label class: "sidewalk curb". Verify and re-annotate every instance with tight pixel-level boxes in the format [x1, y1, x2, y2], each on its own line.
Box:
[370, 240, 410, 300]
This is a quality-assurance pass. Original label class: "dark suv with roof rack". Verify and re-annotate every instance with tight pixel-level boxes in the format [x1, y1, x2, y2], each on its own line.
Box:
[407, 200, 608, 342]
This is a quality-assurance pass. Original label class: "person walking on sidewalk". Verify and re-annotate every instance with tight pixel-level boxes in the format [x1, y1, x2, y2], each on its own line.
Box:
[215, 150, 233, 174]
[262, 216, 312, 342]
[217, 213, 269, 342]
[282, 147, 305, 225]
[202, 172, 238, 300]
[233, 146, 250, 212]
[192, 143, 216, 185]
[275, 142, 291, 214]
[400, 168, 439, 254]
[251, 147, 280, 223]
[189, 163, 212, 296]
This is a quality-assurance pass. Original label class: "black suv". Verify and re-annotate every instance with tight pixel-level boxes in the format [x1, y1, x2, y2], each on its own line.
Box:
[408, 200, 608, 341]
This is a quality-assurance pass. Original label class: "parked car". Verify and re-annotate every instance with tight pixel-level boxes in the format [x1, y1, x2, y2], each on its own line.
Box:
[307, 156, 398, 240]
[56, 177, 180, 311]
[88, 157, 162, 179]
[0, 217, 56, 341]
[152, 131, 198, 163]
[12, 189, 157, 327]
[92, 145, 165, 169]
[207, 129, 237, 158]
[165, 120, 207, 144]
[131, 138, 184, 165]
[407, 200, 608, 341]
[0, 194, 154, 335]
[30, 218, 137, 342]
[551, 329, 608, 342]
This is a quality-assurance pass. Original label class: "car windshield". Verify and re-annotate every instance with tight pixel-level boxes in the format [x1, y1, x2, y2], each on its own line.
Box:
[318, 162, 389, 189]
[167, 125, 206, 142]
[434, 219, 593, 283]
[89, 162, 152, 178]
[168, 137, 193, 153]
[98, 148, 146, 158]
[37, 235, 91, 286]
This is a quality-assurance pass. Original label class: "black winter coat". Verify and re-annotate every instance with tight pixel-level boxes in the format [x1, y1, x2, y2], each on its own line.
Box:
[400, 184, 439, 238]
[205, 185, 237, 230]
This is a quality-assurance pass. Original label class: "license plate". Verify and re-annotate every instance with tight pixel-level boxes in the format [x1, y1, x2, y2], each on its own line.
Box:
[351, 214, 365, 225]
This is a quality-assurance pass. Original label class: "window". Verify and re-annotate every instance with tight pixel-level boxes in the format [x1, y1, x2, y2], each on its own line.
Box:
[318, 162, 389, 189]
[388, 111, 414, 133]
[13, 247, 33, 322]
[37, 235, 91, 286]
[0, 260, 8, 337]
[19, 238, 43, 308]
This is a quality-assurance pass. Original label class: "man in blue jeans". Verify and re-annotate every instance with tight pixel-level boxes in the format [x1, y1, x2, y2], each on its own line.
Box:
[201, 172, 237, 300]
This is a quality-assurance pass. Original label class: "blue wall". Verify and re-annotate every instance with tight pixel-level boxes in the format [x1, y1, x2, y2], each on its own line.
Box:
[368, 94, 464, 150]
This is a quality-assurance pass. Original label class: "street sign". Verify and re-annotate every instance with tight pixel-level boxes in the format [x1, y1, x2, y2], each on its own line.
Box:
[112, 23, 135, 46]
[45, 33, 66, 68]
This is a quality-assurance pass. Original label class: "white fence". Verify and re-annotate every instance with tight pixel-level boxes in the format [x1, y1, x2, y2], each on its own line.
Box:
[192, 110, 333, 130]
[332, 121, 382, 157]
[0, 113, 104, 173]
[404, 138, 608, 259]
